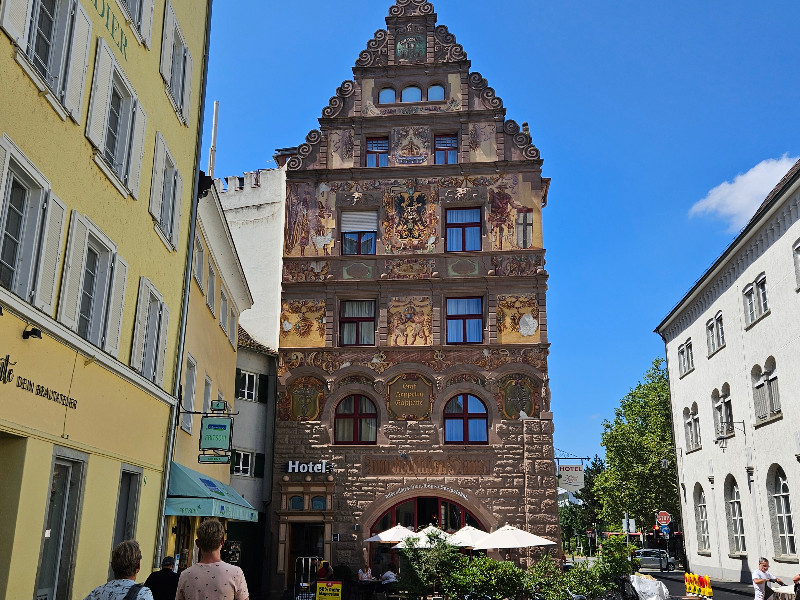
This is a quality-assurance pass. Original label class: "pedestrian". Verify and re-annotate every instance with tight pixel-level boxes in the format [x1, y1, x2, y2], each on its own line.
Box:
[381, 564, 397, 593]
[82, 540, 153, 600]
[753, 557, 785, 600]
[317, 560, 334, 580]
[176, 519, 248, 600]
[144, 556, 179, 600]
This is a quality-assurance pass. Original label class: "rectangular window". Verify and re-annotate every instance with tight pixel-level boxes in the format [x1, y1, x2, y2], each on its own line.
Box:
[233, 450, 252, 476]
[366, 138, 389, 168]
[0, 177, 30, 291]
[685, 340, 694, 371]
[239, 371, 257, 401]
[516, 210, 533, 249]
[744, 287, 756, 324]
[434, 134, 458, 164]
[341, 211, 378, 255]
[716, 314, 725, 347]
[130, 278, 169, 386]
[446, 297, 483, 344]
[117, 0, 154, 46]
[744, 277, 769, 326]
[193, 237, 204, 287]
[35, 452, 85, 600]
[149, 132, 183, 248]
[207, 262, 216, 314]
[340, 300, 376, 346]
[706, 321, 716, 355]
[220, 290, 229, 333]
[697, 496, 710, 552]
[182, 356, 196, 432]
[228, 308, 236, 346]
[160, 1, 193, 121]
[202, 376, 212, 414]
[757, 278, 768, 314]
[446, 208, 481, 252]
[112, 468, 141, 549]
[77, 245, 99, 340]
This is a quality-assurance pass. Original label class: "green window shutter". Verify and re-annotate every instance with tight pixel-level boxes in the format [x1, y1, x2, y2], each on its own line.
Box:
[230, 452, 236, 475]
[235, 368, 243, 398]
[254, 453, 265, 478]
[257, 374, 269, 403]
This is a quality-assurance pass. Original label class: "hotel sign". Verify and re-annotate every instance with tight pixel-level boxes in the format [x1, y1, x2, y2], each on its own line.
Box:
[387, 373, 433, 420]
[365, 455, 490, 477]
[1, 354, 78, 410]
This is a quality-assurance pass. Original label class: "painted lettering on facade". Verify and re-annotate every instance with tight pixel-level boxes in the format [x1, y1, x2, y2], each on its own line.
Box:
[91, 0, 129, 60]
[387, 373, 433, 420]
[3, 354, 78, 409]
[364, 455, 489, 477]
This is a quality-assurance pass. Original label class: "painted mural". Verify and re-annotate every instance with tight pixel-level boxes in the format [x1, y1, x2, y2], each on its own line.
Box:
[329, 129, 355, 169]
[491, 254, 542, 277]
[285, 182, 335, 257]
[278, 376, 326, 421]
[382, 187, 439, 253]
[335, 374, 373, 390]
[392, 127, 431, 165]
[363, 97, 460, 116]
[283, 260, 329, 282]
[388, 297, 433, 346]
[468, 122, 495, 162]
[496, 374, 540, 419]
[280, 300, 326, 347]
[385, 257, 435, 279]
[496, 294, 540, 344]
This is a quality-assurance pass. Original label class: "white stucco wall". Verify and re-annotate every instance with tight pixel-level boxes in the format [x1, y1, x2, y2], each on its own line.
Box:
[218, 168, 286, 350]
[659, 173, 800, 582]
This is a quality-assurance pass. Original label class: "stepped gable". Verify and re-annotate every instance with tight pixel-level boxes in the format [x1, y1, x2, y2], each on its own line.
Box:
[283, 0, 540, 172]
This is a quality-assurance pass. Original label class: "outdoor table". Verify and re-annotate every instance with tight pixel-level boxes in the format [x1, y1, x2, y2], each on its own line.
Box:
[771, 584, 795, 600]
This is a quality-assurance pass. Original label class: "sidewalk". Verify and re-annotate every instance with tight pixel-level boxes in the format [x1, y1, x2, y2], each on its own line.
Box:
[651, 569, 754, 598]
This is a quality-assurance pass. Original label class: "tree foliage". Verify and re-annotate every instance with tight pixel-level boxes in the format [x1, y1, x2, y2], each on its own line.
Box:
[593, 358, 680, 529]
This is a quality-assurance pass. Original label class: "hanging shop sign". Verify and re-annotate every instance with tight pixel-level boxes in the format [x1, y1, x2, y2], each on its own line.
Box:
[387, 373, 434, 420]
[199, 417, 233, 451]
[1, 354, 78, 409]
[558, 464, 585, 493]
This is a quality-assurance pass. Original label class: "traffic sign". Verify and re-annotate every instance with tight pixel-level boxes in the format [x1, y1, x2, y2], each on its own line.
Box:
[656, 511, 672, 526]
[660, 524, 670, 536]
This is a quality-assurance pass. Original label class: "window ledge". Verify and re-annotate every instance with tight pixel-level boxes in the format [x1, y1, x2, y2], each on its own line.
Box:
[707, 344, 726, 359]
[193, 273, 204, 291]
[112, 0, 145, 45]
[15, 50, 68, 122]
[745, 309, 771, 331]
[679, 367, 695, 380]
[163, 83, 187, 125]
[152, 222, 176, 252]
[715, 432, 735, 442]
[93, 153, 129, 198]
[728, 552, 747, 559]
[772, 555, 799, 564]
[697, 550, 712, 557]
[686, 445, 703, 454]
[207, 303, 216, 318]
[754, 412, 783, 429]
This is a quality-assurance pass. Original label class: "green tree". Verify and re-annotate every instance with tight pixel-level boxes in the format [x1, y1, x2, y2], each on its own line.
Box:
[573, 455, 605, 531]
[398, 531, 466, 596]
[593, 358, 680, 530]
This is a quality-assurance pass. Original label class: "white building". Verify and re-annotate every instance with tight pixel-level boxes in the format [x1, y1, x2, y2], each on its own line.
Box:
[656, 159, 800, 582]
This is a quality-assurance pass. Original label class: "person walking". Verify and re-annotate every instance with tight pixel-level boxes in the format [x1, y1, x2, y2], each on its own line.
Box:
[144, 556, 179, 600]
[176, 519, 248, 600]
[753, 557, 785, 600]
[82, 540, 153, 600]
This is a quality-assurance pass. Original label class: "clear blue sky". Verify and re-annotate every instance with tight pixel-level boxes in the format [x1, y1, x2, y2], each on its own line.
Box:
[201, 1, 800, 461]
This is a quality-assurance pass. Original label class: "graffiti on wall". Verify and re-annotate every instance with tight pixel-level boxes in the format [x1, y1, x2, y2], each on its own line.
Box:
[280, 300, 326, 347]
[388, 297, 432, 346]
[278, 376, 326, 421]
[496, 294, 540, 344]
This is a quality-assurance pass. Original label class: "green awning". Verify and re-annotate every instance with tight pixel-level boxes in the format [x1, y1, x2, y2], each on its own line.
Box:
[165, 462, 258, 522]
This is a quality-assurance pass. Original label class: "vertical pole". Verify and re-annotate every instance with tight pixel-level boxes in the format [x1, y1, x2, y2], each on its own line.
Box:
[208, 100, 219, 177]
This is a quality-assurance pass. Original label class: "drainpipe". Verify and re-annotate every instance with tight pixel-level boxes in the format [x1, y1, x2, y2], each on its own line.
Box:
[153, 0, 214, 569]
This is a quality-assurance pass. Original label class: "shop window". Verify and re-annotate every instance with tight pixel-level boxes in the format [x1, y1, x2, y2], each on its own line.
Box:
[446, 297, 483, 344]
[427, 85, 445, 101]
[445, 208, 481, 252]
[334, 395, 377, 444]
[434, 135, 458, 164]
[366, 138, 389, 168]
[339, 300, 375, 346]
[444, 394, 488, 444]
[311, 496, 326, 510]
[289, 495, 304, 510]
[401, 86, 422, 102]
[160, 0, 194, 122]
[341, 211, 378, 255]
[379, 88, 396, 104]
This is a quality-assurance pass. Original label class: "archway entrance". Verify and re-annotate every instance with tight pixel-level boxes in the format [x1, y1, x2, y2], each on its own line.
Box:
[369, 496, 484, 574]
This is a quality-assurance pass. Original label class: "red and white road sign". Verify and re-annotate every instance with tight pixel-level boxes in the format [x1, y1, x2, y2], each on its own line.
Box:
[656, 511, 672, 526]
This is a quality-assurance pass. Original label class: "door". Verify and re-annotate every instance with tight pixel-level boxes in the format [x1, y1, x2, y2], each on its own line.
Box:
[35, 461, 73, 600]
[288, 523, 325, 587]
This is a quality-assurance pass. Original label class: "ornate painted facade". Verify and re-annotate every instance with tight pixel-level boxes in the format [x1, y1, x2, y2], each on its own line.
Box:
[271, 1, 556, 593]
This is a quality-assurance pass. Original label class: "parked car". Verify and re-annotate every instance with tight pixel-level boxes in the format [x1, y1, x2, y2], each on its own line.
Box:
[634, 549, 677, 571]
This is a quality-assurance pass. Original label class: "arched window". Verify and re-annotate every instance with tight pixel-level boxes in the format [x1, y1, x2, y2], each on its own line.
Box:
[725, 477, 746, 553]
[379, 88, 396, 104]
[772, 466, 796, 555]
[289, 495, 304, 510]
[694, 484, 710, 552]
[753, 358, 780, 422]
[427, 85, 445, 101]
[401, 86, 422, 102]
[713, 384, 733, 438]
[444, 394, 487, 444]
[335, 395, 377, 444]
[311, 495, 326, 510]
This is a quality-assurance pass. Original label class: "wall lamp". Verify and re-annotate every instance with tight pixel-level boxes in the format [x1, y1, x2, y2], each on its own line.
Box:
[23, 326, 43, 340]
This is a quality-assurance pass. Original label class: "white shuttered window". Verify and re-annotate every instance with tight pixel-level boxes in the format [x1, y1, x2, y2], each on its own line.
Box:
[159, 0, 192, 122]
[130, 277, 170, 387]
[115, 0, 154, 47]
[149, 132, 183, 247]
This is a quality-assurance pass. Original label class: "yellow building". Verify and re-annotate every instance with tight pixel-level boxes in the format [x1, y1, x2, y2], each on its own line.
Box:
[0, 0, 211, 598]
[164, 176, 255, 570]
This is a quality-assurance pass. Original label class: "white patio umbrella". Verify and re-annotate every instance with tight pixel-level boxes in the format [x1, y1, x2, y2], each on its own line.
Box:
[363, 524, 416, 543]
[472, 524, 556, 550]
[393, 525, 451, 549]
[448, 525, 489, 548]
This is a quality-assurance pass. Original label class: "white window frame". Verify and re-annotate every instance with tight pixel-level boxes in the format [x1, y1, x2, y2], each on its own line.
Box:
[228, 307, 236, 347]
[130, 277, 169, 387]
[220, 289, 229, 333]
[193, 236, 204, 289]
[1, 0, 93, 123]
[85, 38, 147, 199]
[706, 312, 725, 356]
[686, 340, 694, 371]
[202, 375, 212, 414]
[233, 450, 253, 476]
[206, 261, 216, 315]
[714, 390, 734, 437]
[696, 489, 710, 552]
[743, 274, 770, 327]
[515, 210, 533, 249]
[181, 354, 197, 433]
[149, 132, 182, 248]
[728, 481, 746, 553]
[678, 345, 687, 376]
[753, 362, 780, 422]
[114, 0, 155, 47]
[159, 0, 193, 123]
[773, 468, 797, 556]
[793, 240, 800, 290]
[239, 371, 256, 402]
[684, 404, 701, 451]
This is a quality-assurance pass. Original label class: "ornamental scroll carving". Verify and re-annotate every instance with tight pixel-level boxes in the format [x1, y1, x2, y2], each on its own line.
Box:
[468, 72, 503, 110]
[503, 120, 540, 160]
[356, 29, 388, 67]
[389, 0, 434, 17]
[434, 25, 466, 62]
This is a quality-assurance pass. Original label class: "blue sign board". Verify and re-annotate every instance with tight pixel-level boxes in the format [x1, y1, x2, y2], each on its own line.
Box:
[660, 524, 670, 536]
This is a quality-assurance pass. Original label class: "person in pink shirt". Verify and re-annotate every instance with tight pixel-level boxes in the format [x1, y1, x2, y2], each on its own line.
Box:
[176, 519, 248, 600]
